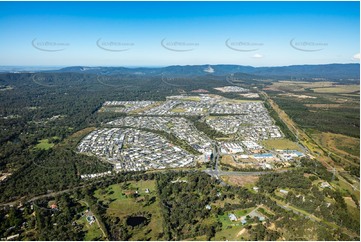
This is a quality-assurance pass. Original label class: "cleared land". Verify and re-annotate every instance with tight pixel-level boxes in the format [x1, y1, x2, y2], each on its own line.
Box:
[35, 139, 55, 150]
[221, 175, 259, 187]
[264, 81, 336, 92]
[220, 155, 256, 170]
[170, 107, 186, 113]
[311, 85, 359, 93]
[261, 138, 302, 151]
[304, 103, 343, 108]
[311, 131, 360, 163]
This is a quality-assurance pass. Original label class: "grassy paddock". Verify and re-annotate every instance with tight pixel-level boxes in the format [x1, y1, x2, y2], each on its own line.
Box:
[261, 138, 302, 151]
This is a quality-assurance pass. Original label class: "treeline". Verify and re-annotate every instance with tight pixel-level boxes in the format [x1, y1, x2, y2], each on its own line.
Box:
[257, 170, 312, 193]
[188, 116, 228, 140]
[263, 99, 297, 141]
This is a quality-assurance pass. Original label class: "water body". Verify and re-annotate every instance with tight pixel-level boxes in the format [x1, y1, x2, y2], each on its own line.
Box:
[126, 216, 147, 227]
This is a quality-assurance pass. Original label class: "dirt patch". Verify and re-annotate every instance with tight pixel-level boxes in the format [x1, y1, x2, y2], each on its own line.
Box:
[303, 173, 314, 178]
[267, 222, 276, 231]
[239, 93, 259, 98]
[304, 104, 342, 108]
[237, 228, 247, 237]
[344, 197, 357, 208]
[225, 175, 259, 187]
[279, 93, 316, 99]
[264, 81, 336, 93]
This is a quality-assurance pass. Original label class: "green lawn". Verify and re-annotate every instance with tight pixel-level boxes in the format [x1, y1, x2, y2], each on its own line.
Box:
[214, 225, 246, 241]
[217, 208, 253, 229]
[35, 139, 55, 150]
[76, 215, 104, 241]
[171, 107, 186, 113]
[181, 96, 202, 102]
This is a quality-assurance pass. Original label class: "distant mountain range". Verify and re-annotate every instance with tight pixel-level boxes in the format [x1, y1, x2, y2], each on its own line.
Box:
[1, 63, 359, 79]
[55, 63, 360, 79]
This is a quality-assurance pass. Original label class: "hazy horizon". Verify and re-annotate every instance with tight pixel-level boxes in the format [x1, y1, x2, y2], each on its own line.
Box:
[0, 62, 360, 73]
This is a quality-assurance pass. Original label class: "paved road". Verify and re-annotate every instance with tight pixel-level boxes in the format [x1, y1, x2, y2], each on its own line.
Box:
[0, 186, 85, 207]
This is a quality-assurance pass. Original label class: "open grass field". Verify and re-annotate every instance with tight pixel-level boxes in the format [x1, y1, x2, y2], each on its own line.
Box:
[220, 155, 255, 170]
[94, 180, 163, 240]
[344, 197, 360, 223]
[331, 176, 360, 199]
[180, 96, 202, 102]
[211, 197, 242, 208]
[59, 127, 96, 149]
[220, 99, 262, 104]
[311, 85, 359, 93]
[214, 225, 248, 241]
[261, 138, 302, 151]
[130, 101, 163, 114]
[264, 81, 336, 92]
[221, 175, 259, 188]
[35, 139, 55, 150]
[170, 107, 186, 113]
[221, 155, 235, 165]
[304, 103, 343, 108]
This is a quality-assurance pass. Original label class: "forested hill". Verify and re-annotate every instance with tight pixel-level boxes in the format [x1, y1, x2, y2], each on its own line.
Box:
[53, 63, 360, 79]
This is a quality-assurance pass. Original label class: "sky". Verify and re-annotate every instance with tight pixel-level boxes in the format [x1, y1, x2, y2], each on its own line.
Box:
[0, 1, 359, 67]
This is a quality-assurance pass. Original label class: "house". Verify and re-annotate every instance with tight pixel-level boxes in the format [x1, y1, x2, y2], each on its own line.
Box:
[50, 204, 58, 210]
[228, 213, 237, 221]
[320, 182, 331, 189]
[240, 217, 247, 225]
[86, 216, 95, 225]
[279, 189, 289, 195]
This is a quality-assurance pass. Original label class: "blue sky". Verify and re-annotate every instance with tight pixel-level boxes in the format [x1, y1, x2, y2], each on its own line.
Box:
[0, 1, 359, 67]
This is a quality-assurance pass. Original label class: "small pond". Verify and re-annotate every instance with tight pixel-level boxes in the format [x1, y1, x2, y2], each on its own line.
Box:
[126, 216, 147, 227]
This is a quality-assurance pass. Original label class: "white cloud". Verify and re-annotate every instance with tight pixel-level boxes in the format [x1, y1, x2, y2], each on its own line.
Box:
[353, 53, 360, 60]
[252, 53, 263, 59]
[204, 66, 214, 73]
